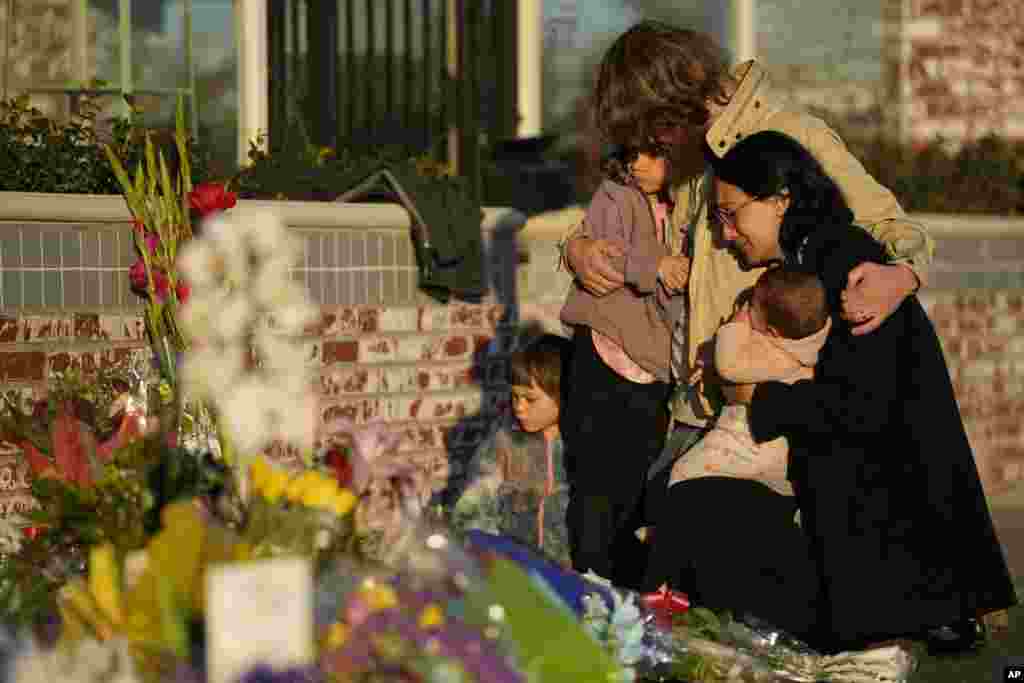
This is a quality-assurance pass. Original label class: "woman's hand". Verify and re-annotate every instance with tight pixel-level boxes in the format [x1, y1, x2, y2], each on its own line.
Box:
[721, 381, 756, 405]
[841, 262, 919, 336]
[566, 237, 625, 296]
[658, 254, 691, 294]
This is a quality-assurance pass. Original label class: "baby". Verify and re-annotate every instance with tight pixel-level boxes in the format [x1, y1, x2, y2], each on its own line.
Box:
[668, 267, 831, 496]
[450, 334, 572, 567]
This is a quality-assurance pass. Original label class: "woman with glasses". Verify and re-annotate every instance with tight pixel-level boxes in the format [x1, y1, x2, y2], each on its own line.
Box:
[642, 130, 1016, 656]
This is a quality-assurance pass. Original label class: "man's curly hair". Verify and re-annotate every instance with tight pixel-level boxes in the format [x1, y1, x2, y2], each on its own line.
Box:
[593, 21, 731, 148]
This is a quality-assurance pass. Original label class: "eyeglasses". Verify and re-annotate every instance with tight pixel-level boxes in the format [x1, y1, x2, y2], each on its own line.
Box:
[712, 196, 759, 226]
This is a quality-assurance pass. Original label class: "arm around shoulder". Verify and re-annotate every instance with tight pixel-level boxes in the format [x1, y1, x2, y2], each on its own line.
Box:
[807, 124, 934, 287]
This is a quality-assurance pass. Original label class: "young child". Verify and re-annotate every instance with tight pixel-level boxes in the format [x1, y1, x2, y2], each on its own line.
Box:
[451, 334, 573, 567]
[559, 144, 689, 588]
[668, 267, 831, 495]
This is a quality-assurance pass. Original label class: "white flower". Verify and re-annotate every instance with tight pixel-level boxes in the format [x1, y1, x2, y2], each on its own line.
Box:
[181, 345, 246, 402]
[211, 294, 253, 343]
[240, 209, 290, 258]
[253, 329, 308, 378]
[219, 378, 276, 454]
[11, 637, 141, 683]
[277, 390, 317, 452]
[177, 290, 220, 339]
[176, 240, 218, 289]
[273, 300, 318, 335]
[202, 214, 250, 286]
[253, 265, 307, 313]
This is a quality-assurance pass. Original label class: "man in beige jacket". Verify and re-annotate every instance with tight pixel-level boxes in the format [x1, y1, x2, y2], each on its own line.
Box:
[562, 22, 933, 476]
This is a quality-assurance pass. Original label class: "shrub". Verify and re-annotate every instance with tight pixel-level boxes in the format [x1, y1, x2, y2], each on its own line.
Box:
[0, 94, 213, 194]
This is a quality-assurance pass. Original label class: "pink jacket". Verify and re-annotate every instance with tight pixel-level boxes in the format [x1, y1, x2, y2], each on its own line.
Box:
[560, 180, 686, 381]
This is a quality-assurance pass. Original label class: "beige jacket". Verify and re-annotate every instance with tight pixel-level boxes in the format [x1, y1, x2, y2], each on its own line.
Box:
[566, 62, 934, 424]
[673, 62, 932, 424]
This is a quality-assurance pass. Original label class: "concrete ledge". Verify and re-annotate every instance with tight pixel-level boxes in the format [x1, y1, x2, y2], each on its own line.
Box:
[0, 192, 526, 235]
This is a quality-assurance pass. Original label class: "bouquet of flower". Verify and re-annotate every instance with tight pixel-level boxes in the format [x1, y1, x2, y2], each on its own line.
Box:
[577, 576, 916, 683]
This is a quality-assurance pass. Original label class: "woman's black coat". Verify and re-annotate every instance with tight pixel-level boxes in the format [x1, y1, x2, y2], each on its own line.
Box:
[749, 222, 1017, 651]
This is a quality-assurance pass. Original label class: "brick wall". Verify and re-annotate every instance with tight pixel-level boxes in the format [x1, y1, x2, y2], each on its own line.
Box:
[884, 0, 1024, 143]
[0, 302, 514, 513]
[1, 201, 1023, 518]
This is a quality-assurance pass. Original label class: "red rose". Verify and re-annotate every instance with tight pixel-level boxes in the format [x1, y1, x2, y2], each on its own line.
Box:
[325, 447, 354, 488]
[129, 260, 148, 292]
[188, 182, 237, 217]
[176, 279, 191, 305]
[21, 526, 43, 541]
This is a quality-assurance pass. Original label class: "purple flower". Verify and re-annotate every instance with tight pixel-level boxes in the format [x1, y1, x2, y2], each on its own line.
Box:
[236, 664, 323, 683]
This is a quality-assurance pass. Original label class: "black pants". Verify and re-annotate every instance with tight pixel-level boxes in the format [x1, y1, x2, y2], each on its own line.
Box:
[561, 328, 671, 590]
[643, 477, 822, 646]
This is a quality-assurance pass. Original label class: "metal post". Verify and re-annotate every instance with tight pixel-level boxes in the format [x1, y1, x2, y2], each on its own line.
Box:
[119, 0, 133, 120]
[446, 0, 458, 171]
[268, 0, 287, 151]
[516, 0, 541, 138]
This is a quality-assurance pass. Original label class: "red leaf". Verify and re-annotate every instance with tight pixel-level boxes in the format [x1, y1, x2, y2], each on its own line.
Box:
[51, 402, 97, 488]
[19, 440, 53, 477]
[96, 411, 145, 462]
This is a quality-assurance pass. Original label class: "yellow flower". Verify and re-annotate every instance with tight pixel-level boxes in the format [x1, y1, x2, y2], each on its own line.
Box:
[324, 621, 349, 650]
[360, 580, 397, 612]
[330, 489, 358, 517]
[232, 542, 253, 562]
[88, 544, 124, 627]
[418, 604, 445, 629]
[285, 470, 320, 503]
[262, 470, 290, 503]
[249, 458, 272, 492]
[301, 477, 339, 510]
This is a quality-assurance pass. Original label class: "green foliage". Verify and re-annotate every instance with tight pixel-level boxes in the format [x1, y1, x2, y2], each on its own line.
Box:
[840, 130, 1024, 216]
[0, 91, 212, 194]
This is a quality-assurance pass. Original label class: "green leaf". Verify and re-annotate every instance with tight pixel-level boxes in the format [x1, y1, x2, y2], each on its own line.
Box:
[466, 559, 623, 682]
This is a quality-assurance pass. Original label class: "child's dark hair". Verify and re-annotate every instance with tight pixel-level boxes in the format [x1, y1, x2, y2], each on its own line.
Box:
[754, 268, 828, 339]
[509, 334, 572, 407]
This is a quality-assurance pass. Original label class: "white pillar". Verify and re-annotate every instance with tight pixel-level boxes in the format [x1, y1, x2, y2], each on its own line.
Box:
[235, 0, 269, 167]
[731, 0, 756, 63]
[710, 0, 757, 64]
[516, 0, 543, 138]
[71, 0, 89, 85]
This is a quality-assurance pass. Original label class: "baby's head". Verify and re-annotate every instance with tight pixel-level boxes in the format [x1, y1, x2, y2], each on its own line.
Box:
[508, 334, 571, 440]
[750, 268, 828, 340]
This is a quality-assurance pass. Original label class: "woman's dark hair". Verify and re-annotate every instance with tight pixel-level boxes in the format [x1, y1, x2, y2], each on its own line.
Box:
[509, 334, 572, 408]
[708, 131, 855, 259]
[593, 21, 731, 148]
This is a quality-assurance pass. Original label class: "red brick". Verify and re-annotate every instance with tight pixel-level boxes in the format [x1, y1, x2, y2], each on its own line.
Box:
[74, 313, 104, 340]
[443, 336, 468, 358]
[359, 308, 380, 333]
[0, 316, 17, 343]
[323, 340, 359, 364]
[0, 352, 46, 381]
